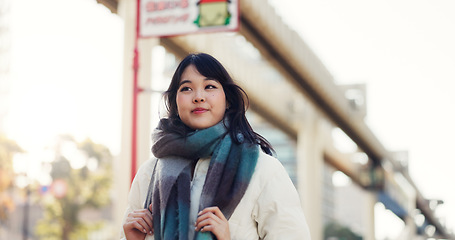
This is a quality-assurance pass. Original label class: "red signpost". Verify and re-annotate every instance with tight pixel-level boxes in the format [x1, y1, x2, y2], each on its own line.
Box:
[131, 0, 142, 183]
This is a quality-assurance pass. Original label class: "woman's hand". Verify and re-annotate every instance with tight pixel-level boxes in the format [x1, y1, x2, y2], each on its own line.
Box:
[195, 206, 231, 240]
[123, 204, 154, 240]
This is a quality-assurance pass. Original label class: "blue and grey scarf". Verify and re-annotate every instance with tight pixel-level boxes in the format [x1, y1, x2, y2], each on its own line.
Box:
[145, 119, 259, 240]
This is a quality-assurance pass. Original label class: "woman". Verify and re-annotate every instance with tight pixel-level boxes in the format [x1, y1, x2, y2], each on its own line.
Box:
[121, 53, 311, 240]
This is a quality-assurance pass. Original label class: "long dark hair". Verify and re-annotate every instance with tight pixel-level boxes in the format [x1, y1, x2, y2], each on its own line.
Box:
[160, 53, 274, 155]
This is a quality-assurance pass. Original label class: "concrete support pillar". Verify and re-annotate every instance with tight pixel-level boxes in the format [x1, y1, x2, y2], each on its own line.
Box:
[137, 39, 156, 167]
[400, 215, 418, 240]
[363, 191, 376, 240]
[396, 214, 417, 240]
[397, 191, 418, 240]
[114, 0, 158, 235]
[296, 104, 325, 240]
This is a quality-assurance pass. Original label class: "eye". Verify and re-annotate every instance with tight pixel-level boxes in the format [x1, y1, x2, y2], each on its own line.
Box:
[205, 84, 217, 89]
[179, 86, 191, 92]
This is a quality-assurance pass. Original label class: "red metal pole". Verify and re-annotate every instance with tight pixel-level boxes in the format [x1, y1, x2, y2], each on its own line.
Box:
[131, 0, 142, 183]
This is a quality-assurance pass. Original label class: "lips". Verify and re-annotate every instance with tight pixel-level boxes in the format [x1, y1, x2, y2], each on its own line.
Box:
[192, 108, 208, 114]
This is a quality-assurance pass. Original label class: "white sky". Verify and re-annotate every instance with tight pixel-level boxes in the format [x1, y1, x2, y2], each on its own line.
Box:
[7, 0, 124, 152]
[6, 0, 455, 237]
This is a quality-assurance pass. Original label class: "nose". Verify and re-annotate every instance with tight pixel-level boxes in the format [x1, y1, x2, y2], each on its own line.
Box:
[193, 92, 205, 103]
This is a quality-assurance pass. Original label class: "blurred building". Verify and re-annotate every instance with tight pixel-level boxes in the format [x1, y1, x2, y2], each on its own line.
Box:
[0, 0, 11, 133]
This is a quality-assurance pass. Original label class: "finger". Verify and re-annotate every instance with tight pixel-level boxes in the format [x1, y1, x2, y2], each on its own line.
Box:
[143, 211, 154, 234]
[127, 213, 153, 234]
[128, 209, 153, 221]
[147, 204, 154, 234]
[199, 206, 227, 221]
[127, 219, 150, 234]
[128, 210, 153, 229]
[195, 210, 223, 232]
[196, 211, 221, 224]
[128, 209, 150, 217]
[195, 207, 230, 239]
[198, 206, 217, 215]
[195, 217, 218, 231]
[199, 224, 214, 233]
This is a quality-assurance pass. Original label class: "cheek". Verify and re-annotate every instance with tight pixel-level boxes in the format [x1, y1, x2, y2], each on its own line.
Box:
[221, 93, 227, 108]
[176, 94, 187, 108]
[216, 94, 227, 112]
[176, 95, 187, 115]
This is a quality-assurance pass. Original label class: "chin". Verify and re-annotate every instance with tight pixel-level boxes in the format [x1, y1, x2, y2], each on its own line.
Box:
[185, 118, 223, 130]
[190, 122, 217, 130]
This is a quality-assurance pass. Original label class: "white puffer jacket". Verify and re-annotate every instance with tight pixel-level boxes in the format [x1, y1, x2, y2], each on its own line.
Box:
[121, 151, 311, 240]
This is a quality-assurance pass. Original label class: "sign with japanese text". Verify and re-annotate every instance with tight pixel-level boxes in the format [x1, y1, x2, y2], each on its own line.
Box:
[139, 0, 239, 37]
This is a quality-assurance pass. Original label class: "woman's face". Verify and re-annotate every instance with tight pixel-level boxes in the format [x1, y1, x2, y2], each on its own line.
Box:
[176, 65, 227, 130]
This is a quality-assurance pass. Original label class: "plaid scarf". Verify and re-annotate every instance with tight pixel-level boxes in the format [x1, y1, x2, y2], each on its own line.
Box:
[145, 120, 259, 240]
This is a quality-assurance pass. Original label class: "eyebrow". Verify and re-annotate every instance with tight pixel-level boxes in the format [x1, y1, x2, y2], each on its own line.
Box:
[178, 80, 191, 87]
[178, 78, 217, 87]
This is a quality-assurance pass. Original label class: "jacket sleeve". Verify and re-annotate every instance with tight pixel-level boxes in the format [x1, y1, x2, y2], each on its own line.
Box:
[253, 159, 311, 240]
[120, 158, 157, 240]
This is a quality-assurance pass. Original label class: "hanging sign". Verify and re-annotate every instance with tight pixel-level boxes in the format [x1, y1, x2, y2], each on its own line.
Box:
[139, 0, 239, 37]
